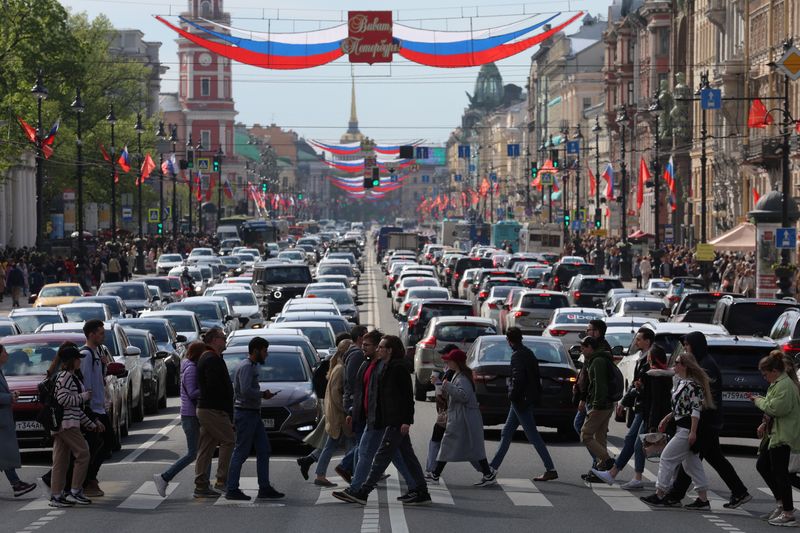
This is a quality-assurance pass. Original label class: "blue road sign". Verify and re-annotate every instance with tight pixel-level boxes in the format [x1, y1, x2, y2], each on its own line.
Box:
[490, 173, 497, 182]
[701, 88, 722, 110]
[458, 145, 471, 159]
[507, 144, 520, 157]
[468, 164, 476, 172]
[421, 175, 430, 183]
[566, 140, 580, 154]
[454, 174, 462, 182]
[163, 206, 172, 220]
[776, 227, 797, 249]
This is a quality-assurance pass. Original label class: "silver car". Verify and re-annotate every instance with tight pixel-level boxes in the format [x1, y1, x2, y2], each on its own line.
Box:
[502, 290, 569, 335]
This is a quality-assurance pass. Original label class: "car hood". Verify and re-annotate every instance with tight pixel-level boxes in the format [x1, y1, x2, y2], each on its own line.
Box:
[6, 375, 44, 394]
[125, 300, 149, 309]
[259, 382, 314, 406]
[337, 305, 357, 315]
[233, 305, 260, 316]
[156, 341, 178, 354]
[177, 331, 199, 343]
[199, 319, 224, 330]
[263, 283, 309, 291]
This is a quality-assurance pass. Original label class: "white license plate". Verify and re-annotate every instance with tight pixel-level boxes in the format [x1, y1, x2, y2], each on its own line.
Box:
[722, 391, 755, 401]
[16, 421, 44, 432]
[262, 418, 275, 429]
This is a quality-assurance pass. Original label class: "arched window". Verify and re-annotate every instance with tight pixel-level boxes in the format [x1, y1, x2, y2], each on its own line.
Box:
[199, 1, 211, 18]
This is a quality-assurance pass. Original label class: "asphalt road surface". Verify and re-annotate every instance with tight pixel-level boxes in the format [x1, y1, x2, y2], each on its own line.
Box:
[2, 253, 790, 533]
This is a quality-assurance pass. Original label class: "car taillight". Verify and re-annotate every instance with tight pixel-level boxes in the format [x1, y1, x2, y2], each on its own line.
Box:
[488, 302, 498, 309]
[549, 329, 569, 336]
[398, 289, 407, 297]
[757, 302, 777, 306]
[782, 341, 800, 355]
[307, 294, 317, 298]
[404, 302, 412, 311]
[553, 276, 559, 286]
[389, 275, 396, 283]
[523, 279, 536, 286]
[573, 291, 581, 299]
[479, 291, 488, 299]
[668, 295, 680, 302]
[474, 372, 497, 384]
[514, 311, 528, 317]
[418, 336, 437, 349]
[408, 317, 418, 328]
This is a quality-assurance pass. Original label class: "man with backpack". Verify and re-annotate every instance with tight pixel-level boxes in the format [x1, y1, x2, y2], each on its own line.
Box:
[579, 335, 618, 473]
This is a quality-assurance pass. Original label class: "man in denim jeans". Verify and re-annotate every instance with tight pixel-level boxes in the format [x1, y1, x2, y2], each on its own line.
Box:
[489, 327, 558, 482]
[225, 337, 284, 501]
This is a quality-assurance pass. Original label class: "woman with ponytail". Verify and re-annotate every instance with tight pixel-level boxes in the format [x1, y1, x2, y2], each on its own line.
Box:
[750, 350, 800, 526]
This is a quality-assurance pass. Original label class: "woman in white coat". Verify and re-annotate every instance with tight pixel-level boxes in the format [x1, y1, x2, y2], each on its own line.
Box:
[428, 349, 497, 487]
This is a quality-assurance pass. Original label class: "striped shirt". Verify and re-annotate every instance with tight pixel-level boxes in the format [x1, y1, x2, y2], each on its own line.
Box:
[54, 370, 96, 432]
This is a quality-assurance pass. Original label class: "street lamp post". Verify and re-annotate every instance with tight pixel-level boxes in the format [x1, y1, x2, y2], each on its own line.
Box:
[169, 125, 178, 238]
[31, 72, 48, 249]
[616, 106, 632, 281]
[134, 113, 145, 274]
[547, 135, 554, 224]
[648, 91, 663, 250]
[574, 125, 583, 239]
[196, 140, 204, 233]
[156, 122, 167, 238]
[186, 134, 194, 234]
[106, 105, 118, 243]
[216, 145, 224, 223]
[697, 71, 710, 243]
[70, 89, 85, 258]
[592, 116, 604, 274]
[525, 147, 531, 215]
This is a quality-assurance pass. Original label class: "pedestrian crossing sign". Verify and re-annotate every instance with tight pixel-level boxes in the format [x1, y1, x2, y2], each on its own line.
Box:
[148, 208, 160, 223]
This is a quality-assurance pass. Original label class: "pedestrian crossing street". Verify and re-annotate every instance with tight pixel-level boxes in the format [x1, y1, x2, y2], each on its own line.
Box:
[12, 475, 798, 516]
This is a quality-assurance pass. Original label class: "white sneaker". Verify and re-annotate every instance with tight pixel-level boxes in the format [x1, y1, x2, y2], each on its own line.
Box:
[589, 468, 615, 486]
[620, 479, 644, 490]
[153, 474, 168, 498]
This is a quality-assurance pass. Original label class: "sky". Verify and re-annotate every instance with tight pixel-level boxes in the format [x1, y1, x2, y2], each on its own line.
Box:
[59, 0, 613, 145]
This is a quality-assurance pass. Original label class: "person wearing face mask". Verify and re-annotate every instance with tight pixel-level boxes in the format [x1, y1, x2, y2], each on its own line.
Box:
[225, 337, 284, 501]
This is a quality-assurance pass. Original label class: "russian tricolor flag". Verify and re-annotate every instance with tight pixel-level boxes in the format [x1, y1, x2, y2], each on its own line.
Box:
[601, 163, 614, 201]
[162, 153, 177, 176]
[663, 156, 677, 212]
[118, 146, 131, 172]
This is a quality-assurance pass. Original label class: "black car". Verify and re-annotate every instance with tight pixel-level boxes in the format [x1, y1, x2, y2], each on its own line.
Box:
[467, 335, 577, 436]
[401, 299, 474, 357]
[550, 261, 595, 291]
[711, 297, 800, 337]
[451, 257, 493, 292]
[222, 345, 318, 443]
[123, 328, 168, 414]
[668, 291, 744, 323]
[668, 334, 777, 438]
[252, 263, 313, 319]
[97, 282, 157, 316]
[138, 277, 182, 304]
[116, 318, 187, 395]
[566, 275, 624, 308]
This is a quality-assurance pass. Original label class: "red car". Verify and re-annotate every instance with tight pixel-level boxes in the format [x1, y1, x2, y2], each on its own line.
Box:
[3, 333, 129, 451]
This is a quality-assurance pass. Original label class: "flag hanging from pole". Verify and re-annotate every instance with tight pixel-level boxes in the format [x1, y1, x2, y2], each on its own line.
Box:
[139, 153, 156, 185]
[752, 187, 760, 205]
[747, 98, 773, 129]
[16, 117, 36, 143]
[118, 146, 131, 172]
[663, 156, 677, 212]
[601, 163, 614, 201]
[588, 166, 596, 197]
[637, 156, 650, 211]
[223, 178, 234, 200]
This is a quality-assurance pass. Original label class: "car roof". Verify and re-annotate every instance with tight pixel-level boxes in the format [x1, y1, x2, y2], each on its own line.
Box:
[552, 307, 605, 314]
[641, 322, 729, 335]
[269, 321, 335, 328]
[141, 310, 196, 317]
[474, 334, 563, 346]
[57, 303, 106, 309]
[702, 334, 778, 348]
[42, 282, 82, 288]
[429, 316, 495, 325]
[9, 308, 60, 315]
[520, 290, 564, 296]
[618, 296, 666, 303]
[2, 332, 86, 343]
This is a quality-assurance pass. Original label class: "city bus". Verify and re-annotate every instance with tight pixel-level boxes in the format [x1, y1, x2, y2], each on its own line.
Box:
[519, 223, 563, 255]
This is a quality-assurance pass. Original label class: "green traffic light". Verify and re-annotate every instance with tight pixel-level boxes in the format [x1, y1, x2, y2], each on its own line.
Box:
[372, 179, 380, 187]
[298, 193, 304, 200]
[213, 160, 220, 172]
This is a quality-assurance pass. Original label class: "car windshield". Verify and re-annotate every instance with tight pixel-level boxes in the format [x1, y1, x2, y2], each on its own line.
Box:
[62, 307, 105, 322]
[476, 339, 568, 364]
[436, 323, 496, 342]
[144, 278, 171, 292]
[523, 268, 549, 278]
[76, 298, 121, 315]
[649, 281, 669, 289]
[308, 291, 353, 306]
[2, 341, 65, 376]
[606, 331, 635, 349]
[407, 289, 449, 300]
[279, 252, 304, 260]
[275, 326, 334, 350]
[218, 292, 257, 306]
[98, 284, 147, 300]
[158, 314, 196, 332]
[191, 249, 213, 256]
[40, 286, 82, 298]
[221, 257, 241, 266]
[0, 324, 17, 336]
[554, 312, 604, 324]
[160, 255, 182, 262]
[120, 321, 170, 342]
[12, 315, 63, 334]
[520, 294, 568, 309]
[623, 301, 665, 311]
[317, 265, 352, 277]
[224, 351, 308, 382]
[168, 303, 220, 321]
[127, 334, 154, 358]
[262, 267, 312, 284]
[681, 296, 724, 312]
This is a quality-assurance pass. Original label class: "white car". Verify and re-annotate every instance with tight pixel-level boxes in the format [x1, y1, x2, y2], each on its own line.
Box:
[392, 276, 440, 313]
[277, 250, 307, 265]
[140, 310, 203, 343]
[204, 288, 264, 329]
[397, 286, 450, 319]
[609, 297, 668, 321]
[541, 307, 607, 349]
[168, 266, 205, 295]
[188, 247, 214, 259]
[156, 253, 184, 275]
[646, 279, 671, 298]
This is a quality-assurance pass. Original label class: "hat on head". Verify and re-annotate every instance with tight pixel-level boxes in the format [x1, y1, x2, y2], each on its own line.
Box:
[438, 343, 459, 355]
[442, 349, 466, 364]
[59, 345, 85, 363]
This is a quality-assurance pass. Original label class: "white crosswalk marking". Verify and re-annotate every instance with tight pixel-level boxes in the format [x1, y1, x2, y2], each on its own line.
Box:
[590, 484, 651, 511]
[497, 478, 552, 506]
[702, 490, 748, 516]
[428, 479, 454, 505]
[118, 481, 178, 510]
[18, 481, 132, 511]
[213, 477, 258, 506]
[314, 476, 347, 505]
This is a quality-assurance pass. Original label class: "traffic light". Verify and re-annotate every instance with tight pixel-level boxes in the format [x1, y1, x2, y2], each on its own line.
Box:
[212, 156, 220, 172]
[187, 150, 194, 169]
[530, 162, 538, 179]
[261, 182, 267, 194]
[550, 149, 560, 168]
[363, 176, 372, 189]
[156, 222, 163, 235]
[297, 193, 304, 200]
[563, 211, 571, 228]
[371, 167, 380, 188]
[594, 208, 602, 229]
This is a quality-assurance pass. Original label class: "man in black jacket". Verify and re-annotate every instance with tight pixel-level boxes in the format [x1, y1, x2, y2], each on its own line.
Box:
[338, 335, 430, 506]
[194, 328, 235, 498]
[335, 325, 368, 481]
[489, 327, 557, 481]
[661, 331, 751, 508]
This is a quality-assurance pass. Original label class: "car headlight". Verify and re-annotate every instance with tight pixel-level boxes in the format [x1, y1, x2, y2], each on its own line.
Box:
[292, 395, 318, 411]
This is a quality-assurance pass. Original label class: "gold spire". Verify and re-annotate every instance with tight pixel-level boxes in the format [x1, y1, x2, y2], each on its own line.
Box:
[350, 76, 358, 124]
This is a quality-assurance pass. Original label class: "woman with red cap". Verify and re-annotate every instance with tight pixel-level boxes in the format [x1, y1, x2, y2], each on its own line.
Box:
[428, 348, 496, 487]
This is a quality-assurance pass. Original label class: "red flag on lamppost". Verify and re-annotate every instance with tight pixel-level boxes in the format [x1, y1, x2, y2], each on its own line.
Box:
[637, 156, 650, 210]
[747, 98, 774, 128]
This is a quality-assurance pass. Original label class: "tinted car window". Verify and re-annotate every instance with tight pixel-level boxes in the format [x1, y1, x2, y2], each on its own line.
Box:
[623, 301, 665, 311]
[2, 341, 64, 375]
[420, 304, 473, 323]
[119, 320, 170, 342]
[262, 267, 312, 284]
[555, 263, 595, 280]
[317, 265, 353, 277]
[143, 278, 172, 293]
[709, 346, 775, 370]
[680, 295, 726, 312]
[99, 284, 147, 300]
[127, 334, 154, 358]
[476, 339, 568, 364]
[436, 323, 496, 342]
[224, 351, 308, 382]
[218, 292, 257, 306]
[0, 324, 18, 336]
[578, 279, 624, 293]
[167, 303, 221, 321]
[521, 294, 569, 309]
[725, 303, 797, 336]
[12, 315, 62, 334]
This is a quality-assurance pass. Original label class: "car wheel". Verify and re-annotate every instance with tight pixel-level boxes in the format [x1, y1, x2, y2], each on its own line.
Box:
[133, 386, 145, 422]
[557, 423, 580, 442]
[145, 384, 158, 415]
[167, 367, 180, 396]
[414, 377, 428, 401]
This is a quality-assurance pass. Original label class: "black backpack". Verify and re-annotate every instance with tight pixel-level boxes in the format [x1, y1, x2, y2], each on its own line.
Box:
[607, 359, 625, 403]
[312, 359, 330, 399]
[36, 374, 63, 432]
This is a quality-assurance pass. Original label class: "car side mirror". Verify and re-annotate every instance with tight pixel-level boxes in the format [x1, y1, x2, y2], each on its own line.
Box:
[257, 280, 266, 287]
[152, 295, 161, 301]
[154, 351, 169, 360]
[176, 334, 187, 343]
[107, 362, 128, 378]
[611, 345, 624, 356]
[125, 346, 141, 357]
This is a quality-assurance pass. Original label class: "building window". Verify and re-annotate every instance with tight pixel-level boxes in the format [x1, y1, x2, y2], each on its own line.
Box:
[200, 77, 211, 97]
[583, 97, 592, 110]
[200, 1, 211, 18]
[627, 82, 634, 105]
[658, 29, 669, 55]
[201, 130, 211, 151]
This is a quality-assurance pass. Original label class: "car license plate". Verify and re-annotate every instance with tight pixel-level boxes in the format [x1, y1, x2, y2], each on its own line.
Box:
[262, 418, 275, 429]
[16, 420, 44, 432]
[722, 391, 754, 401]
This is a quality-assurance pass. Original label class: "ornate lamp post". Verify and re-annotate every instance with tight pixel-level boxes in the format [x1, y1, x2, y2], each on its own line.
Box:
[106, 105, 118, 242]
[195, 139, 204, 233]
[215, 145, 224, 223]
[648, 91, 663, 250]
[31, 72, 48, 249]
[169, 125, 178, 238]
[70, 89, 85, 258]
[616, 106, 632, 281]
[156, 121, 167, 236]
[134, 113, 146, 274]
[573, 125, 584, 238]
[186, 134, 194, 233]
